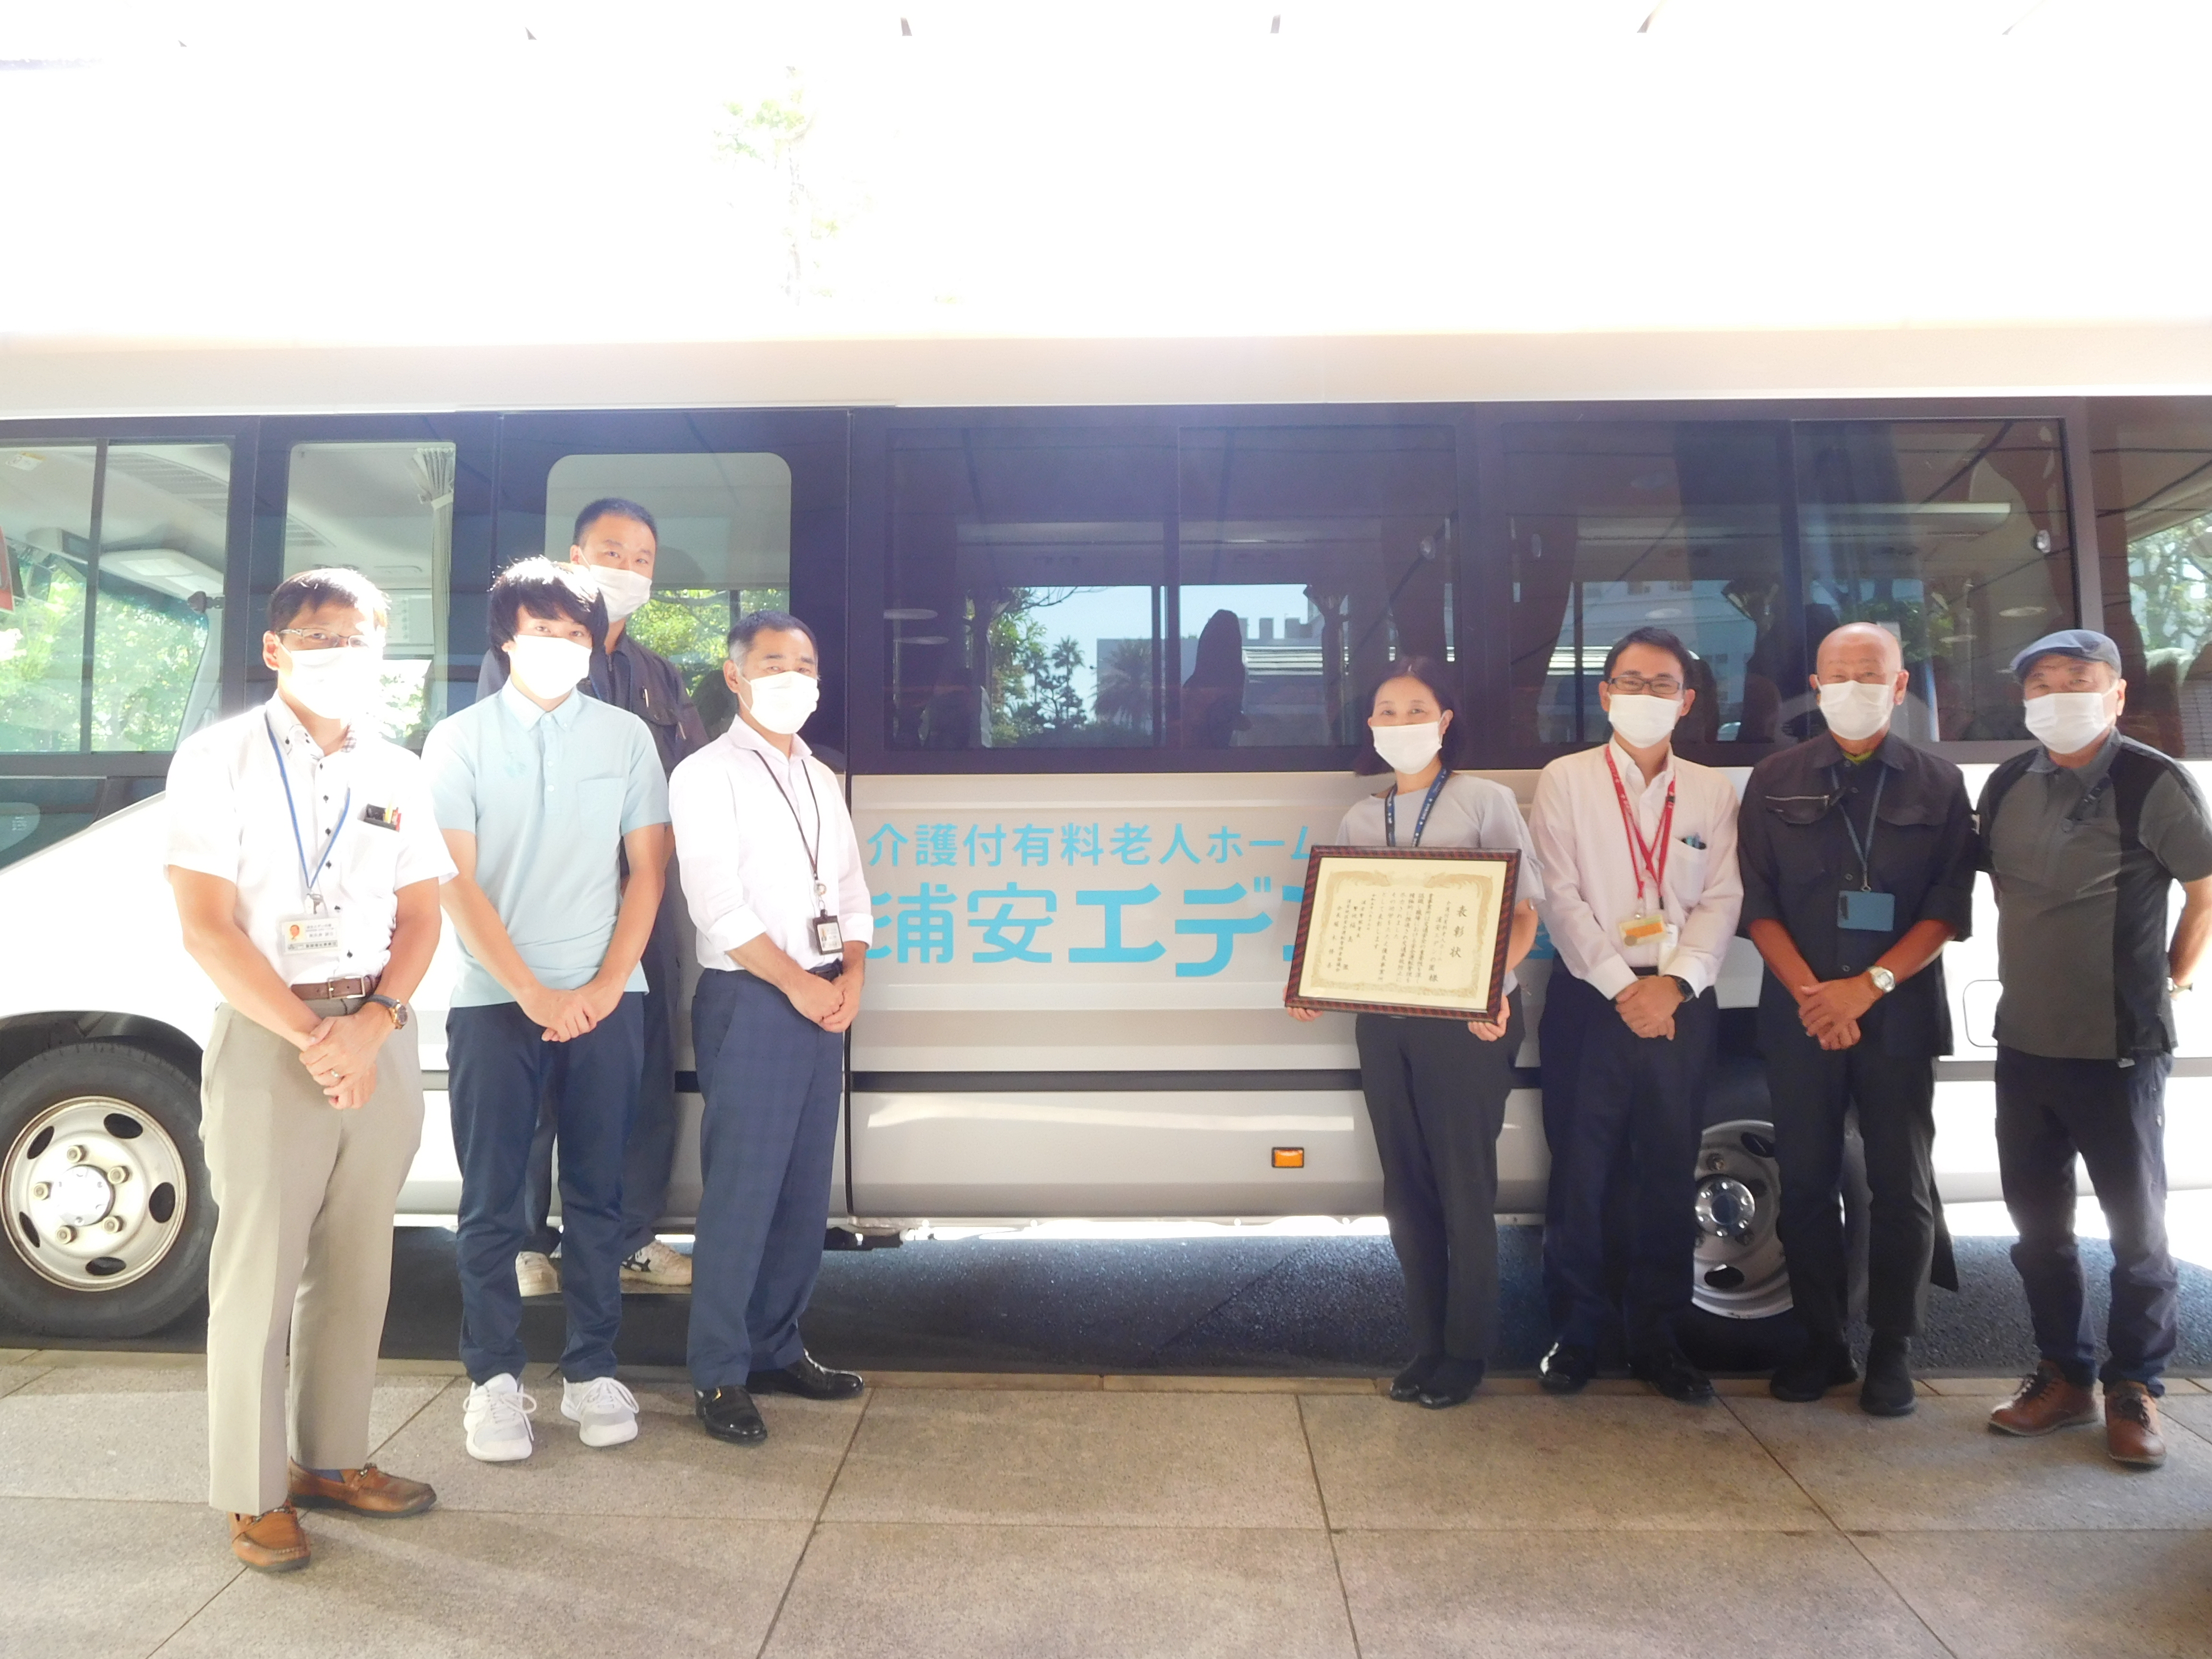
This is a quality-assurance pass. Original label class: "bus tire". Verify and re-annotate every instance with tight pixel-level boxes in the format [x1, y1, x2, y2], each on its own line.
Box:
[0, 1043, 213, 1338]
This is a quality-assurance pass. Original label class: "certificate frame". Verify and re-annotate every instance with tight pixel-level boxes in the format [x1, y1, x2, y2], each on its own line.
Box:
[1283, 846, 1521, 1021]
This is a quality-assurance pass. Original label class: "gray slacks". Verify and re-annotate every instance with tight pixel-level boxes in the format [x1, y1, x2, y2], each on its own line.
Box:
[200, 999, 422, 1515]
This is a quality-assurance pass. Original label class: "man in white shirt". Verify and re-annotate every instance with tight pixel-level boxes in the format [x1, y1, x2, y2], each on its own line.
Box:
[1528, 626, 1743, 1403]
[166, 568, 455, 1572]
[668, 610, 874, 1445]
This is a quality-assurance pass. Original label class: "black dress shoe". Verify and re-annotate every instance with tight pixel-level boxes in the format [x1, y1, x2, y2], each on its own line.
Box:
[746, 1351, 864, 1402]
[1859, 1334, 1917, 1418]
[695, 1386, 768, 1445]
[1770, 1342, 1858, 1403]
[1630, 1348, 1715, 1405]
[1539, 1342, 1597, 1395]
[1389, 1355, 1443, 1402]
[1414, 1357, 1484, 1410]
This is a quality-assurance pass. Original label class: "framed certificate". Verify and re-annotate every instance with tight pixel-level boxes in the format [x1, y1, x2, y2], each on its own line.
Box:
[1284, 846, 1521, 1020]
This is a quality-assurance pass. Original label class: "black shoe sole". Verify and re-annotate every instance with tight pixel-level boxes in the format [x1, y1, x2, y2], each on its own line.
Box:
[1538, 1371, 1591, 1395]
[746, 1376, 864, 1402]
[1415, 1386, 1478, 1409]
[1860, 1394, 1918, 1418]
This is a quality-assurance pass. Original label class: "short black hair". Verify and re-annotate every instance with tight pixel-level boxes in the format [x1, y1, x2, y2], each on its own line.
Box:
[268, 566, 389, 634]
[1602, 626, 1693, 683]
[1353, 656, 1460, 776]
[488, 556, 609, 651]
[726, 608, 819, 661]
[572, 497, 657, 548]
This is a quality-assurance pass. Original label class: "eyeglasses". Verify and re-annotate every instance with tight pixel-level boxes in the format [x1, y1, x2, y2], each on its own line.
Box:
[1605, 673, 1683, 698]
[277, 629, 376, 651]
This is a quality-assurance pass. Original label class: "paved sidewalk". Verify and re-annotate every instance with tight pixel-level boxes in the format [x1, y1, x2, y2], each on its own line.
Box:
[5, 1352, 2211, 1659]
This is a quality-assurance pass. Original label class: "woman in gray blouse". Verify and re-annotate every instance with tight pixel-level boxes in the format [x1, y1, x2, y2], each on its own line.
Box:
[1291, 658, 1542, 1408]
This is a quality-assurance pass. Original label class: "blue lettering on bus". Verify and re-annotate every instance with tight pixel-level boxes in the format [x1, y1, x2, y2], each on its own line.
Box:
[1060, 823, 1102, 866]
[964, 823, 1006, 867]
[867, 823, 908, 867]
[967, 882, 1056, 962]
[895, 882, 958, 962]
[1109, 823, 1153, 865]
[1070, 884, 1166, 962]
[1174, 882, 1273, 977]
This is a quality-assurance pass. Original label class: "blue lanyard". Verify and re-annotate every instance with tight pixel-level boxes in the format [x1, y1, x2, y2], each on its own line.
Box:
[1385, 769, 1451, 848]
[1836, 763, 1886, 891]
[264, 716, 351, 908]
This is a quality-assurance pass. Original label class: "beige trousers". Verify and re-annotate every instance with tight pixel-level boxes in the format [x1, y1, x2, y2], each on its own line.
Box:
[200, 999, 423, 1515]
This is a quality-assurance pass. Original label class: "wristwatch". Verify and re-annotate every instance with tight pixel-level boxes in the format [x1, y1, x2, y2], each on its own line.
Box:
[362, 994, 411, 1031]
[1665, 974, 1693, 999]
[1865, 966, 1897, 996]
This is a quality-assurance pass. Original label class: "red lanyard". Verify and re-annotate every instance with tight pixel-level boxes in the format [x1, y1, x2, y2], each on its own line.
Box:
[1604, 745, 1675, 907]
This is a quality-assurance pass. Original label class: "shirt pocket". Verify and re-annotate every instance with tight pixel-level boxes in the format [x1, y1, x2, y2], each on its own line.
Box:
[576, 777, 625, 843]
[1667, 839, 1710, 906]
[1761, 793, 1831, 829]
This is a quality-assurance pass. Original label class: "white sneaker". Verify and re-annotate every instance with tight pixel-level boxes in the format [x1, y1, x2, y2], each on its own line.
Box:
[619, 1238, 693, 1289]
[516, 1251, 560, 1298]
[463, 1373, 537, 1463]
[561, 1376, 640, 1448]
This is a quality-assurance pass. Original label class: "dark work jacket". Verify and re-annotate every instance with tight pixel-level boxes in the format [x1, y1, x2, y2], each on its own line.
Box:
[1736, 732, 1978, 1059]
[477, 633, 707, 780]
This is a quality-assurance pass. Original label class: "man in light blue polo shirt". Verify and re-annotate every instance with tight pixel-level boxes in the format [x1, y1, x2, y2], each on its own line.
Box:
[422, 558, 670, 1463]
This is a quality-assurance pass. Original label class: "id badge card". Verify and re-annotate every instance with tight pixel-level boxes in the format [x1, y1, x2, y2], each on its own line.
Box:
[279, 913, 341, 957]
[1837, 889, 1897, 932]
[810, 914, 844, 955]
[1618, 911, 1668, 947]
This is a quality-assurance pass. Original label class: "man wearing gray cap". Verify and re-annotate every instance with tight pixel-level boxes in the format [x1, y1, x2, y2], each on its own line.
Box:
[1977, 628, 2212, 1468]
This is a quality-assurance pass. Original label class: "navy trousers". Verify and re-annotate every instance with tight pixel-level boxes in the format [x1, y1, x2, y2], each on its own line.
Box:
[1357, 991, 1523, 1369]
[1539, 968, 1716, 1354]
[688, 968, 844, 1391]
[448, 995, 643, 1384]
[521, 901, 682, 1258]
[1995, 1045, 2178, 1394]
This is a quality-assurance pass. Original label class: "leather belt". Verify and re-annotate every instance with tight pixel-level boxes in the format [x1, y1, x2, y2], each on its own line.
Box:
[290, 974, 380, 1001]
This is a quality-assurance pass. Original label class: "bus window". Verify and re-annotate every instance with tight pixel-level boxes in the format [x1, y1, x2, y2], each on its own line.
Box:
[1505, 421, 1790, 748]
[541, 451, 793, 737]
[0, 441, 232, 759]
[1794, 419, 2072, 744]
[2092, 400, 2212, 759]
[286, 442, 462, 749]
[1176, 425, 1457, 750]
[887, 426, 1172, 750]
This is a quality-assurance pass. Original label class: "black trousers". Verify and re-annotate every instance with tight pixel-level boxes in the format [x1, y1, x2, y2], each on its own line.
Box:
[1356, 991, 1523, 1368]
[522, 893, 682, 1259]
[1995, 1045, 2178, 1393]
[1765, 1022, 1943, 1346]
[1539, 968, 1716, 1353]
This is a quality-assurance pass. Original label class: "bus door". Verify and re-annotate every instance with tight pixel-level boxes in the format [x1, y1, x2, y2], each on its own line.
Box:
[491, 409, 850, 1225]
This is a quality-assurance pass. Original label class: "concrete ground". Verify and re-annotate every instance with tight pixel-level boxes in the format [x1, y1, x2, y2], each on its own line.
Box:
[6, 1352, 2211, 1659]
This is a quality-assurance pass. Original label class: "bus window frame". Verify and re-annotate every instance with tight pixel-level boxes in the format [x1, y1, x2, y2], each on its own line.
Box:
[0, 414, 259, 780]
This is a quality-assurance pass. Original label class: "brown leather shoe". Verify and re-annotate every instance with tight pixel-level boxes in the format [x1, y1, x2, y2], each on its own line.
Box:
[1988, 1359, 2098, 1437]
[288, 1460, 437, 1518]
[2104, 1382, 2167, 1469]
[229, 1503, 311, 1572]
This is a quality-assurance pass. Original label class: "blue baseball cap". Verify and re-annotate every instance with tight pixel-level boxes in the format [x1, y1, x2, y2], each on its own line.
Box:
[2010, 628, 2123, 682]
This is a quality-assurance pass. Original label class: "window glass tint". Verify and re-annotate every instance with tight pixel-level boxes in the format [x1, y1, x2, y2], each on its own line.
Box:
[0, 441, 231, 755]
[1505, 422, 1788, 747]
[287, 443, 460, 747]
[2092, 400, 2212, 758]
[1795, 419, 2071, 743]
[1177, 427, 1455, 748]
[884, 424, 1456, 751]
[543, 451, 793, 740]
[887, 428, 1171, 750]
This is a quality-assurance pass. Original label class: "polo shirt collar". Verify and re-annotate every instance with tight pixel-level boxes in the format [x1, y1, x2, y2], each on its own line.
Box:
[2028, 727, 2119, 782]
[723, 711, 814, 768]
[264, 692, 358, 755]
[499, 676, 586, 732]
[1825, 732, 1906, 773]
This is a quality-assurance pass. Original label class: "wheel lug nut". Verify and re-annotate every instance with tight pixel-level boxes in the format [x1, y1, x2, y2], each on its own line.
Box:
[63, 1144, 86, 1165]
[102, 1216, 126, 1235]
[52, 1225, 75, 1244]
[30, 1181, 50, 1201]
[108, 1166, 129, 1184]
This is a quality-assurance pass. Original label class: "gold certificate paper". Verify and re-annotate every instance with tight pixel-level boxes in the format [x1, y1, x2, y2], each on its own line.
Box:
[1284, 847, 1520, 1021]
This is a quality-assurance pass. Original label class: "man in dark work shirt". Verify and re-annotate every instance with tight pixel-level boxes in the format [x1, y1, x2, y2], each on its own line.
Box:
[1737, 623, 1975, 1417]
[479, 499, 708, 1293]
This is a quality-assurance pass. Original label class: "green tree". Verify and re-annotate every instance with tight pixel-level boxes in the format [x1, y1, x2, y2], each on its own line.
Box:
[720, 70, 841, 303]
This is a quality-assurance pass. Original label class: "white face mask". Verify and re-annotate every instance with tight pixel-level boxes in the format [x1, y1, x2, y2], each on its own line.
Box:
[507, 635, 592, 700]
[1607, 692, 1682, 749]
[586, 565, 652, 623]
[743, 669, 820, 736]
[2023, 688, 2116, 755]
[283, 646, 384, 722]
[1817, 679, 1897, 744]
[1370, 720, 1443, 775]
